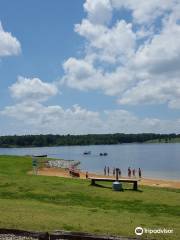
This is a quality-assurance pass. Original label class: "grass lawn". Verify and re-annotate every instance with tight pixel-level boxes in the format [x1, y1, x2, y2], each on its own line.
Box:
[146, 137, 180, 143]
[0, 155, 179, 239]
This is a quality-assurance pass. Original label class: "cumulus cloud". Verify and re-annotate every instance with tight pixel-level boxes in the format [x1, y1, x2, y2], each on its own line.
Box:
[9, 76, 58, 102]
[84, 0, 177, 25]
[118, 79, 180, 107]
[62, 57, 104, 90]
[1, 102, 180, 134]
[75, 19, 136, 63]
[119, 14, 180, 107]
[111, 0, 177, 24]
[2, 1, 180, 135]
[0, 103, 102, 134]
[84, 0, 112, 25]
[0, 22, 21, 57]
[62, 0, 180, 109]
[63, 58, 136, 96]
[134, 17, 180, 73]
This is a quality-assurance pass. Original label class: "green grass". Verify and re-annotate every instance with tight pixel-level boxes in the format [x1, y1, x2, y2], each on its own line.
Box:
[0, 155, 179, 239]
[146, 137, 180, 143]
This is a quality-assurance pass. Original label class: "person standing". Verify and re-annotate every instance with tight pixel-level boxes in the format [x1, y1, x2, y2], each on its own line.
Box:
[119, 168, 121, 177]
[107, 166, 110, 176]
[128, 167, 130, 177]
[113, 167, 115, 177]
[138, 168, 142, 178]
[104, 166, 107, 176]
[132, 168, 136, 177]
[128, 167, 132, 178]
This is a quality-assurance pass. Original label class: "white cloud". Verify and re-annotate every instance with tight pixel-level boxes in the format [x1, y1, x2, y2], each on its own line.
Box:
[75, 19, 136, 63]
[118, 14, 180, 107]
[10, 76, 58, 102]
[134, 16, 180, 73]
[1, 102, 180, 134]
[62, 57, 104, 90]
[63, 57, 135, 96]
[119, 79, 180, 107]
[84, 0, 112, 25]
[0, 22, 21, 57]
[103, 109, 180, 133]
[84, 0, 177, 26]
[1, 103, 102, 134]
[111, 0, 177, 24]
[62, 0, 180, 109]
[2, 1, 180, 135]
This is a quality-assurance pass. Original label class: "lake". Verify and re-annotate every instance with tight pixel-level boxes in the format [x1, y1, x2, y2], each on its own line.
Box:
[0, 143, 180, 180]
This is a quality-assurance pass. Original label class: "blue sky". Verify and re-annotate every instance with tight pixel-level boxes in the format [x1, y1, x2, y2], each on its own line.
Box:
[0, 0, 180, 135]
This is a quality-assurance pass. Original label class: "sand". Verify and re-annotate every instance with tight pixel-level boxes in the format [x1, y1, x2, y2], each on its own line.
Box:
[29, 167, 180, 189]
[140, 178, 180, 189]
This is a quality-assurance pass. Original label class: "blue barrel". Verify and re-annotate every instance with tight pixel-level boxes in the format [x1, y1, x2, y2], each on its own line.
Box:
[112, 181, 122, 191]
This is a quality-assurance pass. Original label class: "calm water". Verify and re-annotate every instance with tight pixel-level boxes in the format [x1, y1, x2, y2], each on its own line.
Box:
[0, 143, 180, 180]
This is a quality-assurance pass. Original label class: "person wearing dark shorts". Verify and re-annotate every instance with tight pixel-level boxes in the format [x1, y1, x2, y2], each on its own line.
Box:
[104, 166, 106, 176]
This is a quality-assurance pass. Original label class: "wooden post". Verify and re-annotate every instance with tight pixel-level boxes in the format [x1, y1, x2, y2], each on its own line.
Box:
[91, 179, 95, 185]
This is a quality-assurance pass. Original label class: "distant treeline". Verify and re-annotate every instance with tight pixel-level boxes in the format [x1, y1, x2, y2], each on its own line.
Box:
[0, 133, 179, 147]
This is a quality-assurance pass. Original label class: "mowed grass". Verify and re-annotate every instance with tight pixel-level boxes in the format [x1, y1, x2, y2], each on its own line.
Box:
[0, 156, 179, 239]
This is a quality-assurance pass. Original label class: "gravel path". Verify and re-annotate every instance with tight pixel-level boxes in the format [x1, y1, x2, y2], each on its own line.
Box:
[0, 235, 38, 240]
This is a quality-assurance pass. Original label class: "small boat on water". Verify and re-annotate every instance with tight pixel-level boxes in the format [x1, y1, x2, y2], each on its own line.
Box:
[83, 151, 91, 155]
[99, 152, 108, 156]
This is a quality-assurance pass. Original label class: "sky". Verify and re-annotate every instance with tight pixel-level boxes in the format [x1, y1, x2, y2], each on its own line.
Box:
[0, 0, 180, 135]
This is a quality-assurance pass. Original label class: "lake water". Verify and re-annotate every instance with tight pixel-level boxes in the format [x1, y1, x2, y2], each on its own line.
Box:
[0, 143, 180, 180]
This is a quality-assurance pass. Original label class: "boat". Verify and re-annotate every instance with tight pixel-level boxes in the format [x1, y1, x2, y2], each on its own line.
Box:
[83, 151, 91, 155]
[33, 154, 47, 158]
[99, 152, 108, 156]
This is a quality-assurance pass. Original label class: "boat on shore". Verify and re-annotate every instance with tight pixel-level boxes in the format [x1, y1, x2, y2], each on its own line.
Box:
[33, 154, 47, 158]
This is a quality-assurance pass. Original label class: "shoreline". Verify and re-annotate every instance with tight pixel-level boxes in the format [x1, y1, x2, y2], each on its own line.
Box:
[30, 167, 180, 189]
[1, 140, 180, 148]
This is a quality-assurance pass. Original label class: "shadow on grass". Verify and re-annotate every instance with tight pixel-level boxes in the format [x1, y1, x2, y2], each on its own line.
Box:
[90, 183, 143, 192]
[90, 183, 112, 189]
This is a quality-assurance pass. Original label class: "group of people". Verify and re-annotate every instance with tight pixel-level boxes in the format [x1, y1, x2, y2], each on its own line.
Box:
[104, 166, 110, 176]
[113, 167, 121, 177]
[128, 167, 141, 178]
[103, 166, 142, 178]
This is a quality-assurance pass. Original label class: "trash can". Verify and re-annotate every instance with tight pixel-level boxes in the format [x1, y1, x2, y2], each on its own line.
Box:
[112, 181, 122, 191]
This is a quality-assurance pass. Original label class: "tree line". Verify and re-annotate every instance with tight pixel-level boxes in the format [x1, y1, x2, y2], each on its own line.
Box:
[0, 133, 179, 147]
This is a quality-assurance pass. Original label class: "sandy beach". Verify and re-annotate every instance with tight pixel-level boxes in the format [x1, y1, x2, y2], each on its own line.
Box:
[29, 167, 180, 189]
[140, 178, 180, 189]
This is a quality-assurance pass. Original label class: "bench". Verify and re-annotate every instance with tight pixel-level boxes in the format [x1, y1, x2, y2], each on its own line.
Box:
[88, 177, 140, 190]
